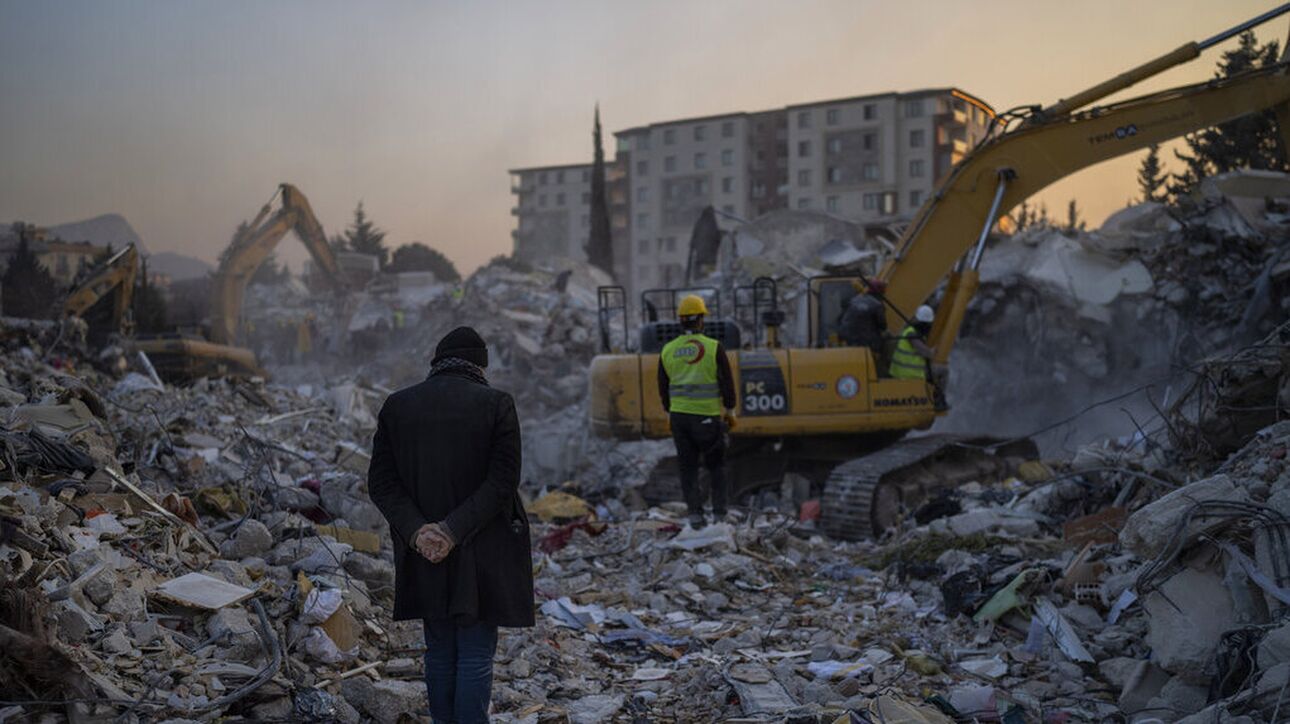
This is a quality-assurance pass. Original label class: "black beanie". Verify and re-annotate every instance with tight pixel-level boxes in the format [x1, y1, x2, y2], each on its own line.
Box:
[433, 326, 488, 368]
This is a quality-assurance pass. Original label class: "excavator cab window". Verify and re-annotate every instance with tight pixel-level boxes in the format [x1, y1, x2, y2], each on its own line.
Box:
[636, 286, 741, 353]
[809, 276, 862, 348]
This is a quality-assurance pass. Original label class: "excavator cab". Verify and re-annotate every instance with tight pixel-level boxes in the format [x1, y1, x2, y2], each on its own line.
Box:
[636, 287, 741, 353]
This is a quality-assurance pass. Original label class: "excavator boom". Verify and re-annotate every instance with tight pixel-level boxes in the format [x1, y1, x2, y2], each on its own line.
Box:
[885, 60, 1290, 360]
[209, 183, 345, 346]
[62, 243, 138, 333]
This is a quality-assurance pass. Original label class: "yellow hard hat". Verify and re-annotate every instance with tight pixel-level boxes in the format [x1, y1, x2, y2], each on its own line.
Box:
[678, 294, 709, 317]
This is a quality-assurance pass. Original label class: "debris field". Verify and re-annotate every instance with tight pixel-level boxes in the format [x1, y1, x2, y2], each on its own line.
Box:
[8, 171, 1290, 722]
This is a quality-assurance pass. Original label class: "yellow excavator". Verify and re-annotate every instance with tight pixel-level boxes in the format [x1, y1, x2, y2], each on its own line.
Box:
[62, 243, 139, 344]
[590, 5, 1290, 539]
[134, 184, 347, 380]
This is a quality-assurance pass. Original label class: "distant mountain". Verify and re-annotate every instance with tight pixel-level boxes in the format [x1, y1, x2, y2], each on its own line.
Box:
[148, 251, 213, 281]
[47, 214, 147, 254]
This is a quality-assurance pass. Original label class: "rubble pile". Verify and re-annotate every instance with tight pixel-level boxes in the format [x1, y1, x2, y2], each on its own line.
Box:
[943, 171, 1290, 454]
[0, 319, 425, 722]
[11, 175, 1290, 721]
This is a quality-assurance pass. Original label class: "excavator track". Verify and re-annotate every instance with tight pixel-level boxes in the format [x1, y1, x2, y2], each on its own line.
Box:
[819, 434, 1037, 541]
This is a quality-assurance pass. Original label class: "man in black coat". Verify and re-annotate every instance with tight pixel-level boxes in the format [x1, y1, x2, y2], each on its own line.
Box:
[368, 326, 533, 724]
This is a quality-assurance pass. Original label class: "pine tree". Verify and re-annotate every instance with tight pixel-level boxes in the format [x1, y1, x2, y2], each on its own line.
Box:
[388, 242, 461, 281]
[1137, 145, 1167, 203]
[343, 201, 388, 267]
[1064, 199, 1086, 235]
[251, 252, 289, 285]
[586, 105, 615, 277]
[1170, 31, 1287, 198]
[1013, 201, 1034, 231]
[2, 223, 58, 319]
[133, 256, 168, 333]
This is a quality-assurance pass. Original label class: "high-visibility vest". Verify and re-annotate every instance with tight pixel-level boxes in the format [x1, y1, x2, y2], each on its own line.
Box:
[660, 334, 722, 416]
[889, 325, 928, 380]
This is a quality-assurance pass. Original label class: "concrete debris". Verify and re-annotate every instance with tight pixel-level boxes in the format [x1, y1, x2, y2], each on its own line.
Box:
[9, 173, 1290, 721]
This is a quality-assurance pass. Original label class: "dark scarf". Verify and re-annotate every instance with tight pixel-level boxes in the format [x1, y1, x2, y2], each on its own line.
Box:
[428, 356, 488, 386]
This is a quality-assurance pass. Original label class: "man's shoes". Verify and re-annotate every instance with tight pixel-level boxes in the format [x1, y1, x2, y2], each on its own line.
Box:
[688, 513, 707, 529]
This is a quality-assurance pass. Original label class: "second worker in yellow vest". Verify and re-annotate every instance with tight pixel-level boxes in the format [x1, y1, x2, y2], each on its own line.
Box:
[657, 295, 737, 529]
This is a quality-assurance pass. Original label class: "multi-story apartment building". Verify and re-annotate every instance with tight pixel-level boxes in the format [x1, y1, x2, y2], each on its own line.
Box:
[785, 88, 992, 221]
[509, 87, 992, 298]
[509, 163, 598, 263]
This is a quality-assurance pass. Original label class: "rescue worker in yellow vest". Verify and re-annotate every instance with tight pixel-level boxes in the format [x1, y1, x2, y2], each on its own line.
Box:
[657, 295, 737, 528]
[889, 304, 948, 409]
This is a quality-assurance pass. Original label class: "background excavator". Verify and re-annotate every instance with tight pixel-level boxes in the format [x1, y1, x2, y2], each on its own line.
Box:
[134, 183, 347, 380]
[61, 243, 139, 346]
[590, 5, 1290, 540]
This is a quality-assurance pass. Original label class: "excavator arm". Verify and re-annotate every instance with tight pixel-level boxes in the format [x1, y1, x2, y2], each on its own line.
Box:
[209, 183, 346, 346]
[881, 7, 1290, 364]
[63, 243, 138, 332]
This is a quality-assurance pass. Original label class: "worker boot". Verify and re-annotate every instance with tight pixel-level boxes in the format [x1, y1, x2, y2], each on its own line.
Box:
[688, 513, 707, 529]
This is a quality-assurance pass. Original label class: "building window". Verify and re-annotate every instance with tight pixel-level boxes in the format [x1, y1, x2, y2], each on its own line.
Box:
[556, 192, 565, 205]
[752, 181, 766, 197]
[904, 98, 924, 118]
[863, 133, 876, 151]
[638, 239, 650, 255]
[797, 197, 811, 209]
[828, 167, 843, 184]
[664, 237, 677, 252]
[637, 160, 648, 176]
[827, 137, 843, 154]
[826, 108, 840, 125]
[909, 190, 922, 208]
[797, 110, 811, 129]
[910, 129, 925, 148]
[582, 214, 590, 227]
[863, 104, 876, 120]
[798, 169, 812, 187]
[722, 176, 734, 193]
[826, 196, 838, 212]
[638, 135, 651, 151]
[694, 125, 706, 141]
[556, 170, 565, 183]
[637, 187, 648, 202]
[663, 128, 676, 145]
[721, 121, 734, 138]
[696, 178, 709, 194]
[721, 149, 734, 166]
[637, 213, 650, 229]
[539, 194, 547, 207]
[539, 172, 548, 185]
[798, 140, 811, 157]
[909, 159, 925, 178]
[882, 191, 897, 215]
[863, 193, 878, 211]
[694, 152, 707, 169]
[582, 192, 590, 204]
[863, 163, 879, 181]
[722, 204, 735, 215]
[664, 156, 676, 173]
[581, 170, 590, 182]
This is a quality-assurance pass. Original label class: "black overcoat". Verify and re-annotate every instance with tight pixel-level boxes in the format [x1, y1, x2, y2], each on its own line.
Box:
[367, 368, 534, 627]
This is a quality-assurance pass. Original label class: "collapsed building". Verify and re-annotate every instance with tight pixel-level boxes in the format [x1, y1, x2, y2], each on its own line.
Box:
[3, 171, 1290, 722]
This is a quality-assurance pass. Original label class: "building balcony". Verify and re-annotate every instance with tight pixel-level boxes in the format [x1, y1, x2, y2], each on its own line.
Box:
[510, 206, 520, 216]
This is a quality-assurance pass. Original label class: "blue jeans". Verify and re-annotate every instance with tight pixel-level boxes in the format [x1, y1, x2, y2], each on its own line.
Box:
[422, 619, 499, 724]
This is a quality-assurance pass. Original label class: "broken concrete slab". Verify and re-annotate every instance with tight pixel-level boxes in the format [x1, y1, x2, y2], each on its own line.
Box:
[1119, 474, 1249, 558]
[152, 572, 256, 610]
[339, 678, 424, 724]
[1143, 566, 1238, 684]
[219, 519, 273, 559]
